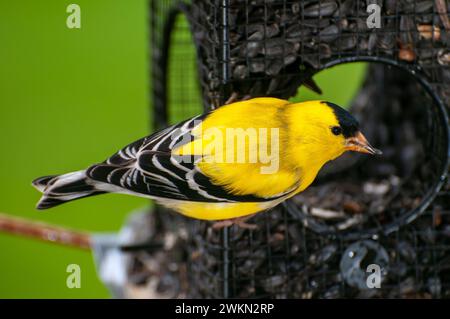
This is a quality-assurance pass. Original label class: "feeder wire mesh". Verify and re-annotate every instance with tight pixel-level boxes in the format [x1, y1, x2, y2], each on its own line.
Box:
[145, 0, 450, 298]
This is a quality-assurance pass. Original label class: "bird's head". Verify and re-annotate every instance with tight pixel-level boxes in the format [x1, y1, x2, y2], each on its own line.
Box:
[287, 100, 381, 165]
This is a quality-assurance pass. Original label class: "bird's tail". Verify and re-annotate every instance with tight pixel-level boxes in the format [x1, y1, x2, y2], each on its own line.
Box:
[32, 170, 105, 210]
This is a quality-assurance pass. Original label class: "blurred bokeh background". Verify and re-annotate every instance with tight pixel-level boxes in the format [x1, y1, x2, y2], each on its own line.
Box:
[0, 0, 365, 298]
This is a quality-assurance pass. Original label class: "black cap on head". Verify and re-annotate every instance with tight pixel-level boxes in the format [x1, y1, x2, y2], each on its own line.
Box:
[322, 101, 359, 138]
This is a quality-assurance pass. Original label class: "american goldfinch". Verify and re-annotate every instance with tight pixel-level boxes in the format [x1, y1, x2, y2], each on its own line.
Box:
[33, 98, 380, 227]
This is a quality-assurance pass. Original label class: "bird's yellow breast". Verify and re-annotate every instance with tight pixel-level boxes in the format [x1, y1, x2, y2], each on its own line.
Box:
[173, 98, 301, 198]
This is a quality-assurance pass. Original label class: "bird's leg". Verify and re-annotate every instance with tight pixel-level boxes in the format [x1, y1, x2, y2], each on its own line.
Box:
[211, 219, 234, 230]
[225, 92, 239, 105]
[233, 216, 258, 230]
[211, 214, 258, 230]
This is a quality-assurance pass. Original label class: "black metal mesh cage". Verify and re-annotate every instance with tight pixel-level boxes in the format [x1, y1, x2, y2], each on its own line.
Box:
[149, 0, 450, 298]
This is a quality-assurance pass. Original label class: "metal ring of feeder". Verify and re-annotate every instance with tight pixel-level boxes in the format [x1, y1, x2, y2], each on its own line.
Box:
[284, 56, 450, 240]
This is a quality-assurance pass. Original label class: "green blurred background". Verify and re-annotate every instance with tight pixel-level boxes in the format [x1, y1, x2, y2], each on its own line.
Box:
[0, 0, 366, 298]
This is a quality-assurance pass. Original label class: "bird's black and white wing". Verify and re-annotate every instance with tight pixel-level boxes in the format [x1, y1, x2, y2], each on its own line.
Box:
[86, 114, 295, 203]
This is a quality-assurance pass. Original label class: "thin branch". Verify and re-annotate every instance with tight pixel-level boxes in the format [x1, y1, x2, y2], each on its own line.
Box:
[0, 213, 92, 250]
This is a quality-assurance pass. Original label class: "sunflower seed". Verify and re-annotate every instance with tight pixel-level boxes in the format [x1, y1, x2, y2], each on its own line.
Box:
[233, 64, 247, 79]
[437, 49, 450, 65]
[417, 24, 441, 40]
[303, 1, 338, 18]
[319, 24, 340, 42]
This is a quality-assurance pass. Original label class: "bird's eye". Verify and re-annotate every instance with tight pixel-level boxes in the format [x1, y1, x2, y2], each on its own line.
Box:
[331, 126, 342, 135]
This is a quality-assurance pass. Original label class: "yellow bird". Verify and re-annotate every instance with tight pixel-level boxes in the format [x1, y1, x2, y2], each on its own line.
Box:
[32, 98, 381, 228]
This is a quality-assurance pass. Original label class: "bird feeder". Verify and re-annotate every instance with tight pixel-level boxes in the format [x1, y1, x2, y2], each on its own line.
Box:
[150, 0, 450, 298]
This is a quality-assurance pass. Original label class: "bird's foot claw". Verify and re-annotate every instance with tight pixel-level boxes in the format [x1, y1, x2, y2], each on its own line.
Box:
[234, 220, 258, 230]
[211, 216, 258, 230]
[225, 92, 239, 105]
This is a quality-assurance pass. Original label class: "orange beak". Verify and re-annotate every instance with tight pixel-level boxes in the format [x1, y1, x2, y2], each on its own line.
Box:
[345, 131, 382, 155]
